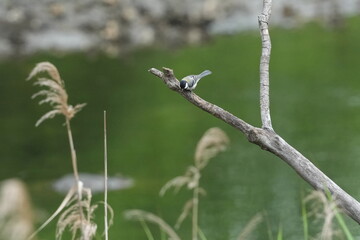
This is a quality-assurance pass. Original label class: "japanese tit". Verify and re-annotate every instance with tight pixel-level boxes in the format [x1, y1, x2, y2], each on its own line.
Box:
[180, 70, 212, 91]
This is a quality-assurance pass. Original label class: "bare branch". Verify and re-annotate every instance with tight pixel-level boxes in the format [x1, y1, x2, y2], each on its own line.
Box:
[258, 0, 273, 130]
[149, 68, 254, 135]
[149, 68, 164, 79]
[149, 67, 360, 224]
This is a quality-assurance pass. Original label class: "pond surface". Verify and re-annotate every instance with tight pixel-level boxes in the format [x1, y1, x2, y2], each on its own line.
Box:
[1, 18, 360, 239]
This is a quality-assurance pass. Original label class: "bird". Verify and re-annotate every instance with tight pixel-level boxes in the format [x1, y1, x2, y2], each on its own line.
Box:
[179, 70, 212, 91]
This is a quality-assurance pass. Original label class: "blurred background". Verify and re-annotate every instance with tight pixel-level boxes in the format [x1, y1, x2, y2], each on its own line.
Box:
[1, 0, 360, 239]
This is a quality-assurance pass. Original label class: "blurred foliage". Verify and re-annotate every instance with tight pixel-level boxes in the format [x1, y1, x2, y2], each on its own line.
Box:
[1, 16, 360, 239]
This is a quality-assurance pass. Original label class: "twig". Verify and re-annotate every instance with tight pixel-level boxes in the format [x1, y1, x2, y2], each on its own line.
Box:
[258, 0, 273, 130]
[104, 111, 109, 240]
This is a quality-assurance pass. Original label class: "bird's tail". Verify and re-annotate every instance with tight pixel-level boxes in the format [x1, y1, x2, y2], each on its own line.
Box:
[198, 70, 212, 79]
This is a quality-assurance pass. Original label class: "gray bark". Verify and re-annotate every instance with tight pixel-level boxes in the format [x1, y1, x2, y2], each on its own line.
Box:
[259, 0, 273, 130]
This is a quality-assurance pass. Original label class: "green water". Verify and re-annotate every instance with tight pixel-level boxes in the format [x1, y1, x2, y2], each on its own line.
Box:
[1, 17, 360, 239]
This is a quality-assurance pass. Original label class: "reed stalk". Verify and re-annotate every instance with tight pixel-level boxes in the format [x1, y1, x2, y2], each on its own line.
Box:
[103, 111, 109, 240]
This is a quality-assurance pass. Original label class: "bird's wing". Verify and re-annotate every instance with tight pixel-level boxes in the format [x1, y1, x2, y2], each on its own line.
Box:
[187, 75, 196, 85]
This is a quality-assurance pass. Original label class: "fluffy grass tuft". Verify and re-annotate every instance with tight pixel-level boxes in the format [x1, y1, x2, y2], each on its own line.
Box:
[27, 183, 100, 240]
[0, 179, 34, 240]
[27, 61, 86, 127]
[305, 190, 339, 239]
[56, 185, 97, 240]
[194, 127, 230, 170]
[304, 190, 354, 240]
[126, 128, 229, 240]
[160, 127, 229, 240]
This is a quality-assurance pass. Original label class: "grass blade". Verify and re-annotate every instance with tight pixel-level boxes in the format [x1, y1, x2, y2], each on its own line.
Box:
[301, 192, 309, 240]
[334, 210, 354, 240]
[237, 213, 263, 240]
[140, 219, 155, 240]
[198, 228, 208, 240]
[160, 228, 166, 240]
[324, 187, 354, 239]
[276, 224, 282, 240]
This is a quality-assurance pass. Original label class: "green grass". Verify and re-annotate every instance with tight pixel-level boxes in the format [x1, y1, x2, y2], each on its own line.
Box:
[336, 211, 354, 240]
[301, 193, 309, 240]
[276, 225, 283, 240]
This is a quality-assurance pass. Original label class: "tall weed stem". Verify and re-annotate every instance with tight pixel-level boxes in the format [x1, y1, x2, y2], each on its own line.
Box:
[192, 186, 199, 240]
[65, 119, 85, 230]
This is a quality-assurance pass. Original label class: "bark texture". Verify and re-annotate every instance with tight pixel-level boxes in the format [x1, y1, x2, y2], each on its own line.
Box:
[258, 0, 273, 129]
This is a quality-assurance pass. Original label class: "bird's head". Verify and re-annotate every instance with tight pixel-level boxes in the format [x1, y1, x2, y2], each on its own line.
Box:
[180, 80, 189, 89]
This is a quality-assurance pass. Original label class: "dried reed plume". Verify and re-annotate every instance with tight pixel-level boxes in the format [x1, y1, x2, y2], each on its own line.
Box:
[56, 186, 97, 240]
[126, 128, 229, 240]
[27, 62, 86, 127]
[0, 179, 35, 240]
[27, 62, 84, 204]
[160, 128, 229, 196]
[195, 127, 230, 170]
[160, 127, 230, 240]
[305, 190, 341, 240]
[27, 62, 93, 239]
[27, 184, 100, 240]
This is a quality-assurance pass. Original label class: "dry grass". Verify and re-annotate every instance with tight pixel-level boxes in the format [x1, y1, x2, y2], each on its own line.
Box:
[104, 111, 109, 240]
[237, 213, 263, 240]
[56, 186, 97, 240]
[27, 62, 102, 240]
[0, 179, 35, 240]
[160, 127, 230, 240]
[27, 62, 86, 127]
[160, 128, 229, 196]
[126, 128, 229, 240]
[124, 210, 181, 240]
[194, 127, 230, 170]
[305, 190, 341, 240]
